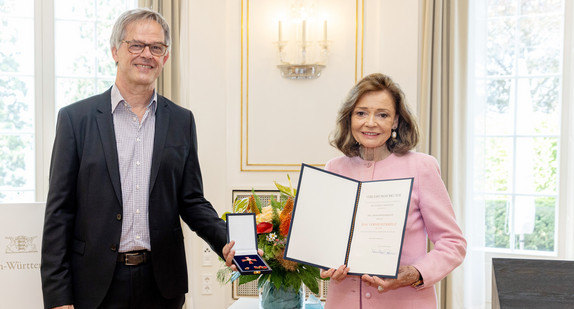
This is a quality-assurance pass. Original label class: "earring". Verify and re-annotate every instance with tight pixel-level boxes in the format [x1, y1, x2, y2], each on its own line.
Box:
[392, 129, 397, 139]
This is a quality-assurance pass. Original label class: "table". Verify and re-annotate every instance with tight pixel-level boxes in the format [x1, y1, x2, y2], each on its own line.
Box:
[492, 258, 574, 308]
[227, 297, 324, 309]
[227, 298, 259, 309]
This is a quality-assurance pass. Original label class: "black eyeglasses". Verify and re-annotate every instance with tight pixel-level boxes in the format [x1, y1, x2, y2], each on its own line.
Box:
[121, 40, 168, 56]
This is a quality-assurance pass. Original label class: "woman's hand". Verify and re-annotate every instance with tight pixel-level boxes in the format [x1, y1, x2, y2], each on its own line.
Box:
[362, 265, 421, 292]
[320, 265, 350, 282]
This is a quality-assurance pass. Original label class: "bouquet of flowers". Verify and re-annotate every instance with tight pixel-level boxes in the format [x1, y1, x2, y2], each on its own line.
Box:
[217, 177, 323, 295]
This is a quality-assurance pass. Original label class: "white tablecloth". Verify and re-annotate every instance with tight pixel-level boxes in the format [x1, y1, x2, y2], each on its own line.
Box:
[227, 298, 259, 309]
[227, 297, 325, 309]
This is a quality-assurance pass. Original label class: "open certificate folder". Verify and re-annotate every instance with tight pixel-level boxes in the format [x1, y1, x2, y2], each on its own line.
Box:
[284, 164, 413, 278]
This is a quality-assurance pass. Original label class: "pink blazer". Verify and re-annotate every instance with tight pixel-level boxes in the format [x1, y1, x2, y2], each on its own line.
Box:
[323, 152, 466, 309]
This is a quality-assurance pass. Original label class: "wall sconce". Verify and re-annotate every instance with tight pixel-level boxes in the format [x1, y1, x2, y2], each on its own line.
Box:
[275, 2, 330, 80]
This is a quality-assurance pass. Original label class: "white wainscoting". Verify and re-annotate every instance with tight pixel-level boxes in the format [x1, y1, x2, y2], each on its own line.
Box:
[0, 203, 45, 308]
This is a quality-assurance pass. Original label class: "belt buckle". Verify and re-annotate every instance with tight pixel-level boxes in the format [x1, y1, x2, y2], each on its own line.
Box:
[124, 252, 140, 266]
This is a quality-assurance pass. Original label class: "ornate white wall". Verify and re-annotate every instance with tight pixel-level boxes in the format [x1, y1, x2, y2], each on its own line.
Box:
[181, 1, 421, 308]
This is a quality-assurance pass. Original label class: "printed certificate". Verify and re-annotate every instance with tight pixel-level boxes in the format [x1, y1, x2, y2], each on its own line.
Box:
[283, 164, 413, 277]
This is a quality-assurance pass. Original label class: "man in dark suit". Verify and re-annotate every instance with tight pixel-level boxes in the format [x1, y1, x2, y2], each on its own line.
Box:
[41, 8, 236, 309]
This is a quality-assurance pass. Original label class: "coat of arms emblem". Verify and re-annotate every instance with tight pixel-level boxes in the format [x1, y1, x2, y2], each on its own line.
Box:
[5, 236, 37, 253]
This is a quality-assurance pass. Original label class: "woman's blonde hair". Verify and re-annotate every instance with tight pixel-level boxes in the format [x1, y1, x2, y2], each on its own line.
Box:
[330, 73, 419, 157]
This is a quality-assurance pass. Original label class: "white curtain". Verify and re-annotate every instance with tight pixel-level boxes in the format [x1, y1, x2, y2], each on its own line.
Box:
[418, 1, 469, 308]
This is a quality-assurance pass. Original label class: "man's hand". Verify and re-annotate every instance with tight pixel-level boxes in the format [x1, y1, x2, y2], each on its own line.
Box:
[222, 241, 264, 272]
[222, 241, 237, 271]
[52, 306, 74, 309]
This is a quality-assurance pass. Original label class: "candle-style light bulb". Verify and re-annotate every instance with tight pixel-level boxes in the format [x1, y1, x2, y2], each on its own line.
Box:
[302, 20, 306, 42]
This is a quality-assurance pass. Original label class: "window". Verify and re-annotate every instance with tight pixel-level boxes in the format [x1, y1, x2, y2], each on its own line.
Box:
[472, 0, 562, 253]
[466, 0, 569, 307]
[0, 0, 35, 202]
[55, 0, 134, 110]
[0, 0, 137, 203]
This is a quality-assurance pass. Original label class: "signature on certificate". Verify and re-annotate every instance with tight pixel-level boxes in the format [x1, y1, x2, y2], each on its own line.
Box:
[371, 248, 396, 255]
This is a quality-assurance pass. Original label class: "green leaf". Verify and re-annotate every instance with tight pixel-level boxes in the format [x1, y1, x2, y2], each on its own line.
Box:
[238, 274, 260, 285]
[216, 267, 233, 284]
[252, 189, 263, 212]
[298, 265, 321, 294]
[274, 181, 296, 198]
[270, 195, 283, 210]
[233, 197, 249, 213]
[284, 273, 302, 291]
[304, 279, 319, 295]
[220, 211, 230, 221]
[270, 271, 285, 289]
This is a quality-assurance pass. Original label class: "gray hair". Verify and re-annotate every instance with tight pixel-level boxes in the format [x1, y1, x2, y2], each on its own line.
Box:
[110, 8, 171, 51]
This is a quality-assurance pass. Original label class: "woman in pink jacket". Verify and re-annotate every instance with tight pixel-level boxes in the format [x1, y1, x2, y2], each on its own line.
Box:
[321, 73, 466, 309]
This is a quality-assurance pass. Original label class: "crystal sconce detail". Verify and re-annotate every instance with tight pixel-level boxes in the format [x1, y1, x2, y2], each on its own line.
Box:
[275, 1, 330, 79]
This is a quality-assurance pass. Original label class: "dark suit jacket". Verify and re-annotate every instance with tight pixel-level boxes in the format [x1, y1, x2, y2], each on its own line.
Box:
[41, 88, 227, 309]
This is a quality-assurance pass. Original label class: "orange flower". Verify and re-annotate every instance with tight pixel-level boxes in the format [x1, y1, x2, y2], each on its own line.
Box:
[248, 195, 260, 215]
[279, 215, 291, 236]
[279, 197, 294, 236]
[280, 197, 293, 222]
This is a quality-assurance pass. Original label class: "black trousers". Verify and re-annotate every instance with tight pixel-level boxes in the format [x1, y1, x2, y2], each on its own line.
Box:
[98, 261, 185, 309]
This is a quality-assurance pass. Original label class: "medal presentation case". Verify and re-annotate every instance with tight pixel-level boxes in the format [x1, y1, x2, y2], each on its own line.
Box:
[227, 213, 272, 275]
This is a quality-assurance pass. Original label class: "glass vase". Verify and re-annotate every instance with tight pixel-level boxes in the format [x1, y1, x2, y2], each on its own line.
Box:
[259, 281, 305, 309]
